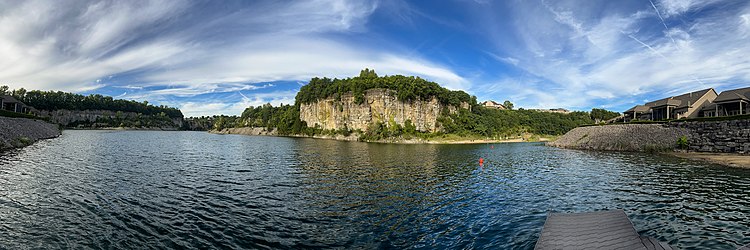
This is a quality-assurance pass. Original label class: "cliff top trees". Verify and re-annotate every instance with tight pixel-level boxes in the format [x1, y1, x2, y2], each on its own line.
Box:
[296, 69, 476, 107]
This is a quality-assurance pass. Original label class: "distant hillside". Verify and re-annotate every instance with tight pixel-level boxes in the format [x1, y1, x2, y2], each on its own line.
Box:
[1, 87, 183, 129]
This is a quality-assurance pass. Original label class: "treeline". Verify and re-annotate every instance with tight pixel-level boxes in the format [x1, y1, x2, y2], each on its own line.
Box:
[296, 68, 474, 107]
[0, 86, 183, 118]
[590, 108, 621, 122]
[202, 104, 311, 135]
[440, 107, 594, 137]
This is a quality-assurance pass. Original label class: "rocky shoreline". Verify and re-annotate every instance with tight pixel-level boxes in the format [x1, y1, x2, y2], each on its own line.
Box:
[548, 124, 689, 152]
[0, 117, 61, 150]
[210, 127, 551, 144]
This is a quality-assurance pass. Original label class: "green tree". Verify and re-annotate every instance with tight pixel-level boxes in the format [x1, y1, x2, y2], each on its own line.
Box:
[503, 100, 514, 110]
[590, 108, 620, 122]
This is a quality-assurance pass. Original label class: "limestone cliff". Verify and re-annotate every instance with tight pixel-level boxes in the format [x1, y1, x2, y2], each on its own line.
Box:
[38, 109, 183, 129]
[299, 89, 469, 132]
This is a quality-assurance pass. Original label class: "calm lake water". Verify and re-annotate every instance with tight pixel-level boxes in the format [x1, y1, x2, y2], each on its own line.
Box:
[1, 130, 749, 249]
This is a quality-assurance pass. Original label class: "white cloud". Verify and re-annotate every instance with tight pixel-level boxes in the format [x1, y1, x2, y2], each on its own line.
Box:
[481, 0, 750, 111]
[0, 0, 466, 100]
[178, 91, 297, 117]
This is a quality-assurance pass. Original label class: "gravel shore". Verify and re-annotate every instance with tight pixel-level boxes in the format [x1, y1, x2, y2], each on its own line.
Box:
[548, 124, 690, 152]
[0, 117, 61, 150]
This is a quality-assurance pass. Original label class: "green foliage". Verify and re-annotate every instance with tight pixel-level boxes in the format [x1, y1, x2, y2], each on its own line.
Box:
[2, 86, 183, 118]
[213, 116, 227, 131]
[590, 108, 620, 122]
[239, 103, 309, 135]
[503, 100, 514, 110]
[438, 107, 593, 137]
[11, 136, 33, 147]
[295, 69, 475, 107]
[677, 136, 689, 150]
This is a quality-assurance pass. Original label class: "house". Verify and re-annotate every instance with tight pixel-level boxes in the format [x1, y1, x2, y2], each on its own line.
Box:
[0, 95, 35, 114]
[623, 88, 717, 121]
[531, 108, 571, 114]
[482, 100, 506, 110]
[623, 105, 651, 121]
[700, 87, 750, 117]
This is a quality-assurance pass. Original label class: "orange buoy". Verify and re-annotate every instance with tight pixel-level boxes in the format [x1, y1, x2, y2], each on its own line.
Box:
[479, 158, 484, 165]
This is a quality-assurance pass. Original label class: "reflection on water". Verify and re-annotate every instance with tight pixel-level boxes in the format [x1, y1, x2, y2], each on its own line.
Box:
[0, 130, 749, 249]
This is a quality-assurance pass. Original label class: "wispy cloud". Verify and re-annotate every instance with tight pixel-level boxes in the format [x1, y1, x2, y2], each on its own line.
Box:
[477, 0, 750, 111]
[0, 0, 466, 114]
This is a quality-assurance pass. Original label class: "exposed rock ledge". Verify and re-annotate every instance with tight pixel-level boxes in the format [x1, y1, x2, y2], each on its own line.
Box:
[548, 124, 689, 152]
[210, 127, 360, 141]
[0, 117, 61, 150]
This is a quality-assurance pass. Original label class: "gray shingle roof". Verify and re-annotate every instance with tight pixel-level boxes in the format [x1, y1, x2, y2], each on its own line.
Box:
[714, 86, 750, 103]
[643, 88, 714, 108]
[625, 105, 651, 113]
[0, 95, 23, 104]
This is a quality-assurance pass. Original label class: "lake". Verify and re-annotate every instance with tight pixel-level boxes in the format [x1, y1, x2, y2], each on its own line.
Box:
[1, 130, 749, 249]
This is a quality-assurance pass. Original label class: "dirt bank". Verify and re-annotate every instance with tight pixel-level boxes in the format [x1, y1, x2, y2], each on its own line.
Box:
[669, 152, 750, 168]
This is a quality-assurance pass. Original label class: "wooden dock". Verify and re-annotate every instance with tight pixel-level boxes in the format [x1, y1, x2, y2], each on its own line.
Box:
[535, 209, 672, 250]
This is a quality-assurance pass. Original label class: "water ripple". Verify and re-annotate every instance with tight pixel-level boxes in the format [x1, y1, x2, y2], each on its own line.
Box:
[1, 131, 750, 249]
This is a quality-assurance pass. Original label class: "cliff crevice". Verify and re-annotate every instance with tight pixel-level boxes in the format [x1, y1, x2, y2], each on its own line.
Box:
[299, 89, 468, 132]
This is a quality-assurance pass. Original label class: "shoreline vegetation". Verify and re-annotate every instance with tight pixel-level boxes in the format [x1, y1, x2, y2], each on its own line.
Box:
[195, 69, 606, 144]
[211, 126, 557, 144]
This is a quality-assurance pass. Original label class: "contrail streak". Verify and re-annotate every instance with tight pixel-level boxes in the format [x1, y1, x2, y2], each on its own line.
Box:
[626, 34, 706, 86]
[649, 0, 677, 45]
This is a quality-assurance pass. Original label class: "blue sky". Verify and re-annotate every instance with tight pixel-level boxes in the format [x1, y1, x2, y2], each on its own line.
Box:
[1, 0, 749, 117]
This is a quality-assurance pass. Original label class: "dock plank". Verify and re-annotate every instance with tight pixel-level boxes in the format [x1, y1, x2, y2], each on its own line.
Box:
[535, 209, 671, 250]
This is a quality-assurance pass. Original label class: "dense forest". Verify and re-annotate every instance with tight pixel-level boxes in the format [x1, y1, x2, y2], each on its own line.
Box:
[0, 86, 183, 118]
[296, 69, 474, 107]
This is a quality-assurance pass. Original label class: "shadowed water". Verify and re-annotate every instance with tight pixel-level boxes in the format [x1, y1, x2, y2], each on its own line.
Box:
[1, 130, 749, 249]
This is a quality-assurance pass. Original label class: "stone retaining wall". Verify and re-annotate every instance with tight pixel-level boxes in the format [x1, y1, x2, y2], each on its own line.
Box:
[668, 120, 750, 154]
[551, 119, 750, 154]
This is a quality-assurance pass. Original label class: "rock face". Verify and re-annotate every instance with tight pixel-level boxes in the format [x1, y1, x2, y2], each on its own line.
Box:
[669, 119, 750, 154]
[299, 89, 468, 132]
[548, 124, 689, 152]
[0, 117, 61, 150]
[213, 127, 277, 136]
[38, 109, 183, 129]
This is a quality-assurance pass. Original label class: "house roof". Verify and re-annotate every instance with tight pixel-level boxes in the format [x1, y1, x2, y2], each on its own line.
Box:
[714, 87, 750, 103]
[625, 105, 651, 113]
[673, 88, 715, 108]
[644, 88, 715, 108]
[0, 95, 23, 104]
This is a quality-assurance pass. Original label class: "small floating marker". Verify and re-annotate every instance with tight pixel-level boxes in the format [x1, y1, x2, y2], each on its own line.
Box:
[479, 158, 484, 166]
[491, 145, 494, 149]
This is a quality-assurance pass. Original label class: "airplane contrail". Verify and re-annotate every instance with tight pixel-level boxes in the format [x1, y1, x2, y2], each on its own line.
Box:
[648, 0, 677, 45]
[626, 33, 706, 86]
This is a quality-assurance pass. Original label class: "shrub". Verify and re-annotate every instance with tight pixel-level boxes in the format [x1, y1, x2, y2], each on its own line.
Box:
[676, 136, 689, 150]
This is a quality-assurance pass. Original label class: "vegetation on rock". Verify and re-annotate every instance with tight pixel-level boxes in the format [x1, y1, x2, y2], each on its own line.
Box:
[295, 68, 474, 107]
